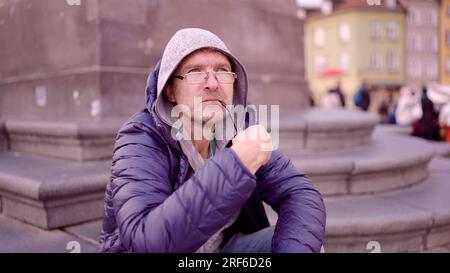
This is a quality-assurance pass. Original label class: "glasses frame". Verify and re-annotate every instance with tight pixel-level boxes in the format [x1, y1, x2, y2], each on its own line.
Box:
[172, 71, 237, 84]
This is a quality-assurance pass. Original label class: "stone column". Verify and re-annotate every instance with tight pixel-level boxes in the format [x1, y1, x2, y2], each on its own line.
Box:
[0, 0, 310, 229]
[0, 0, 309, 161]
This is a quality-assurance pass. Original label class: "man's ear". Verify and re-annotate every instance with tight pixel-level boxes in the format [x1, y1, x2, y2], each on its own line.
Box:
[165, 85, 176, 103]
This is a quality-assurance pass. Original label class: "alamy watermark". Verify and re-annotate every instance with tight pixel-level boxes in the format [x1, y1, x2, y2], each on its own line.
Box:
[321, 241, 381, 253]
[66, 0, 81, 6]
[170, 96, 279, 151]
[366, 241, 381, 253]
[366, 0, 381, 6]
[66, 241, 81, 253]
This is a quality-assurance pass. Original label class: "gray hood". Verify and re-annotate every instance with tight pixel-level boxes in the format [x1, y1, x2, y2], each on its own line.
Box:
[153, 28, 249, 171]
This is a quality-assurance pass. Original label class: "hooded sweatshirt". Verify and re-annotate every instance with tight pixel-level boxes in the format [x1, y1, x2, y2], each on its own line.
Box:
[154, 28, 249, 172]
[97, 28, 326, 253]
[154, 28, 251, 252]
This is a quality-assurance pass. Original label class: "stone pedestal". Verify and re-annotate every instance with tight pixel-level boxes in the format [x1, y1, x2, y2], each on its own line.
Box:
[0, 153, 110, 229]
[6, 120, 122, 161]
[0, 0, 308, 123]
[0, 0, 310, 229]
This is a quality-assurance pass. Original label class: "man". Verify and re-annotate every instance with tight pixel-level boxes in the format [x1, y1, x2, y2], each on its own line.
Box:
[354, 81, 370, 111]
[329, 81, 346, 108]
[419, 86, 439, 141]
[97, 28, 326, 253]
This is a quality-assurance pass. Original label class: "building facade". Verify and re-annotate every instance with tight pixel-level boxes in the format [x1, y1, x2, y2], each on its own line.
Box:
[406, 0, 440, 90]
[440, 0, 450, 84]
[305, 1, 406, 107]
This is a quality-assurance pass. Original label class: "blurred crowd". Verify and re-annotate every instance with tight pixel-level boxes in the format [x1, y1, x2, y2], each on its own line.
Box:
[319, 82, 450, 142]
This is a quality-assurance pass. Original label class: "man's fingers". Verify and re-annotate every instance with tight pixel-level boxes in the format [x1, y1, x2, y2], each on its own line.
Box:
[232, 125, 273, 144]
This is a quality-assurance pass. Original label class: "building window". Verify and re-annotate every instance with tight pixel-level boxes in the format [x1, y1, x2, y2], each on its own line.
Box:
[411, 35, 422, 51]
[423, 10, 431, 25]
[407, 34, 414, 50]
[315, 55, 326, 74]
[422, 36, 429, 51]
[339, 23, 351, 43]
[416, 62, 422, 77]
[413, 61, 422, 77]
[408, 9, 421, 25]
[415, 35, 422, 51]
[447, 30, 450, 48]
[426, 59, 438, 78]
[387, 21, 398, 41]
[371, 22, 382, 40]
[387, 51, 399, 70]
[314, 27, 325, 48]
[407, 59, 415, 77]
[431, 35, 439, 52]
[340, 52, 350, 71]
[446, 57, 450, 74]
[426, 10, 438, 26]
[370, 52, 383, 70]
[408, 59, 422, 77]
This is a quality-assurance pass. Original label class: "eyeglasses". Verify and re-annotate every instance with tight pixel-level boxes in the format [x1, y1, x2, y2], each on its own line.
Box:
[173, 71, 237, 84]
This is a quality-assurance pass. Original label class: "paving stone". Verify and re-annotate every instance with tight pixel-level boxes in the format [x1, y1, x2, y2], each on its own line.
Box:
[325, 195, 433, 236]
[428, 156, 450, 173]
[64, 220, 102, 246]
[0, 215, 98, 253]
[324, 230, 425, 253]
[379, 172, 450, 228]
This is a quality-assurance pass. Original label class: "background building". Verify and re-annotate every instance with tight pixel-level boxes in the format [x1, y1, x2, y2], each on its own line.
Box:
[440, 0, 450, 84]
[304, 0, 406, 107]
[406, 0, 440, 90]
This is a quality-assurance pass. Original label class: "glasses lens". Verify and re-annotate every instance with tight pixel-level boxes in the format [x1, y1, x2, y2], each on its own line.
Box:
[186, 72, 207, 84]
[184, 72, 236, 84]
[216, 72, 236, 84]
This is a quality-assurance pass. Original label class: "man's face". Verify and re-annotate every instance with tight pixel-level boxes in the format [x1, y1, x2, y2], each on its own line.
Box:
[165, 49, 234, 125]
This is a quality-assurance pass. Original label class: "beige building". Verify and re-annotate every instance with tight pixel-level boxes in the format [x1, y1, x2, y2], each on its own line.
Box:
[440, 0, 450, 84]
[304, 1, 406, 107]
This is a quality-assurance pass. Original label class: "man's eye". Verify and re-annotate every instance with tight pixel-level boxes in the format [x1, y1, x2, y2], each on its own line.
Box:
[187, 69, 200, 73]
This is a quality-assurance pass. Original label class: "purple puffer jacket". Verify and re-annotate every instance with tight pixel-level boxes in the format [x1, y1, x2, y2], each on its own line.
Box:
[97, 63, 326, 253]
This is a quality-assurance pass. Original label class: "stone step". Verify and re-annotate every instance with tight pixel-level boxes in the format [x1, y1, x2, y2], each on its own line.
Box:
[375, 124, 450, 157]
[277, 109, 379, 154]
[0, 152, 110, 229]
[265, 156, 450, 252]
[4, 119, 124, 161]
[374, 124, 413, 136]
[290, 132, 438, 196]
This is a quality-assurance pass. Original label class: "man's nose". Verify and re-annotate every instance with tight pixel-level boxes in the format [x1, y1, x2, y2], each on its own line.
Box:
[205, 71, 219, 91]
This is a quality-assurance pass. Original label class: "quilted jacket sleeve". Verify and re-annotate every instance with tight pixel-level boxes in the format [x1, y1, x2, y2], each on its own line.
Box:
[110, 120, 257, 252]
[255, 150, 326, 253]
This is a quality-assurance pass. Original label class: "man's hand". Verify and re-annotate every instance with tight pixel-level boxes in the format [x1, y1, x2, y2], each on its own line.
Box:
[231, 125, 273, 175]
